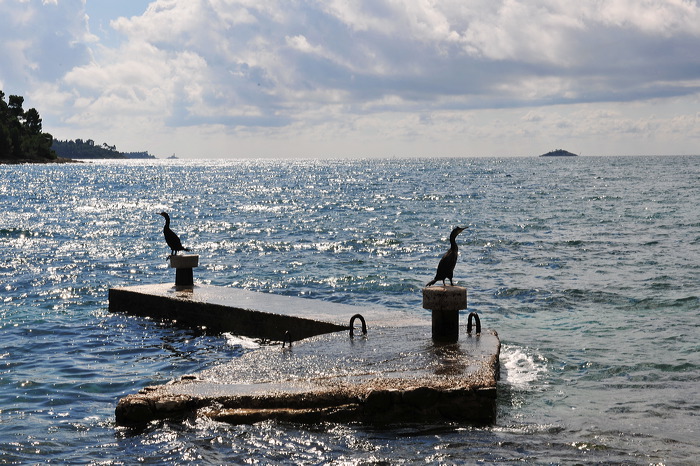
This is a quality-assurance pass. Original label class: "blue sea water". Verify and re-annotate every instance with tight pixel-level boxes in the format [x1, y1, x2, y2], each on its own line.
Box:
[0, 156, 698, 464]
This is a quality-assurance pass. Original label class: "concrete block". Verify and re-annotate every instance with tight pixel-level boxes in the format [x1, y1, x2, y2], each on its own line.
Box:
[169, 254, 199, 269]
[422, 286, 467, 311]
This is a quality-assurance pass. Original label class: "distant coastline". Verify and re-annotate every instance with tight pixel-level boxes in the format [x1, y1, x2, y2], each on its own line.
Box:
[0, 157, 80, 165]
[51, 138, 156, 160]
[540, 149, 578, 157]
[1, 90, 157, 164]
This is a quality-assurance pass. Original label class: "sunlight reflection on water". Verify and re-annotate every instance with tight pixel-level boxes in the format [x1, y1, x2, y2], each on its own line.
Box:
[1, 156, 699, 463]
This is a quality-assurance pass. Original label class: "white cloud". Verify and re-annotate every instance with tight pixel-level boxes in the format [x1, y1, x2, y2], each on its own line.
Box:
[593, 0, 700, 35]
[1, 0, 93, 87]
[2, 0, 700, 156]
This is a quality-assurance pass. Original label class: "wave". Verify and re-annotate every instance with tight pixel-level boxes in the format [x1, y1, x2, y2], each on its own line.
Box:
[500, 344, 548, 388]
[223, 334, 261, 349]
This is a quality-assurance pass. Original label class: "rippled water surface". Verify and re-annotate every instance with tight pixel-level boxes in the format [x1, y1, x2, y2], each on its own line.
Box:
[1, 156, 699, 464]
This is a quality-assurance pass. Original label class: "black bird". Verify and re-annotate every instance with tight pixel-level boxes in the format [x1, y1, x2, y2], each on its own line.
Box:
[426, 226, 467, 287]
[159, 211, 190, 255]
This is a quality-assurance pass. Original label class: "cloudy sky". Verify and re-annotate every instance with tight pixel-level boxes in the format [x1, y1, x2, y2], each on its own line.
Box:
[2, 0, 700, 158]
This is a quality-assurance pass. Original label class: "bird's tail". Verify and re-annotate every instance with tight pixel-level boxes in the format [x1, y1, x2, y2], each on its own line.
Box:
[184, 248, 191, 252]
[425, 278, 438, 287]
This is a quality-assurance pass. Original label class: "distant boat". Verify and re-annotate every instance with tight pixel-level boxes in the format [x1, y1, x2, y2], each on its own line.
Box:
[167, 153, 178, 160]
[540, 149, 578, 157]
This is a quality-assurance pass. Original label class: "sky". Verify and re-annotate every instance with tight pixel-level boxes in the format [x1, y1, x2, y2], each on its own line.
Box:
[2, 0, 700, 158]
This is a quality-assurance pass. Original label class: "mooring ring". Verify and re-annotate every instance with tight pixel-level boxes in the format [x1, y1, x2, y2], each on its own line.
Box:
[349, 314, 367, 337]
[467, 312, 481, 335]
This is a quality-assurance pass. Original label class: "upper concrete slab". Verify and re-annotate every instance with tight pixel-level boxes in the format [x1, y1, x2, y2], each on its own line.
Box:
[109, 284, 426, 341]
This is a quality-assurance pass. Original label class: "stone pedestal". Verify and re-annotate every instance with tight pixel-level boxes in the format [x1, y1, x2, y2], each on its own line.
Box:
[422, 286, 467, 342]
[169, 254, 199, 288]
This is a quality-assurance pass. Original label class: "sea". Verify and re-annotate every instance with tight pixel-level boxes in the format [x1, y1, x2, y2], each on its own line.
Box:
[0, 156, 698, 465]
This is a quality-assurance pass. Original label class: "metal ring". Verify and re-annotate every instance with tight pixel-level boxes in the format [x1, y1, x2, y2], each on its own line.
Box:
[349, 314, 367, 337]
[467, 312, 481, 335]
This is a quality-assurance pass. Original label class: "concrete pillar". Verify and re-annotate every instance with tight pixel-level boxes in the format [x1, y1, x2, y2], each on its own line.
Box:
[422, 286, 467, 342]
[169, 255, 199, 288]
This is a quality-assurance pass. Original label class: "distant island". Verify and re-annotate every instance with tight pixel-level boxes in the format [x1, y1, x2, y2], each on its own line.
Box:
[52, 138, 156, 160]
[540, 149, 579, 157]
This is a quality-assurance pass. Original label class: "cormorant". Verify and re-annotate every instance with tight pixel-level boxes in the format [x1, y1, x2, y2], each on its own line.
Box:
[159, 212, 190, 255]
[426, 226, 467, 287]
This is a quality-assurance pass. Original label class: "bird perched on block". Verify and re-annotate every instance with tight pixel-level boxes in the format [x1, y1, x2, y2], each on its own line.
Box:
[158, 211, 190, 256]
[426, 226, 467, 287]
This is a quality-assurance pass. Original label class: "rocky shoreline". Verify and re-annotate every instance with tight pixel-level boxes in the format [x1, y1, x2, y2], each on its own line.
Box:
[0, 157, 80, 165]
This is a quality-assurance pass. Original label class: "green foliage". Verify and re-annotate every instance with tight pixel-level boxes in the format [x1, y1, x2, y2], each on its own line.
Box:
[51, 138, 124, 159]
[0, 90, 56, 161]
[51, 138, 155, 159]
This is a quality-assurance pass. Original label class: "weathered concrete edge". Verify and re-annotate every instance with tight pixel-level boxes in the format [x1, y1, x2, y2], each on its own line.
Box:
[108, 287, 348, 341]
[115, 342, 500, 427]
[206, 362, 500, 425]
[115, 377, 499, 427]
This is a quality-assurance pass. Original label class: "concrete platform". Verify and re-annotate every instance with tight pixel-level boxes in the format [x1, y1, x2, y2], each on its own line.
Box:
[109, 284, 421, 342]
[115, 325, 500, 426]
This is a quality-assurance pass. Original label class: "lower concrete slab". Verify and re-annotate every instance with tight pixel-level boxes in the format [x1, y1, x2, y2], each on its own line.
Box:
[115, 325, 500, 426]
[109, 284, 421, 342]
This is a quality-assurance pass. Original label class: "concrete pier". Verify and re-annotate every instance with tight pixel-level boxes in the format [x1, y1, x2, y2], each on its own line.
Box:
[110, 282, 500, 427]
[115, 325, 500, 426]
[108, 284, 403, 341]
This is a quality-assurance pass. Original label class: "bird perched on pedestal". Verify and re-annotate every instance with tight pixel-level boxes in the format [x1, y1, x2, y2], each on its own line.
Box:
[158, 211, 190, 256]
[426, 226, 467, 286]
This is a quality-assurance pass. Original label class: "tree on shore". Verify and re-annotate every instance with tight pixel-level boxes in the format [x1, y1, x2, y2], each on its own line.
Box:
[51, 138, 155, 159]
[0, 90, 57, 161]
